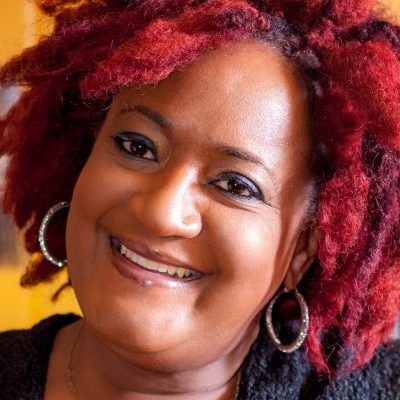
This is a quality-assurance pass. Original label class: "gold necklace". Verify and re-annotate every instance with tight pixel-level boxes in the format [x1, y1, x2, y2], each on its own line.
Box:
[67, 327, 242, 399]
[66, 322, 82, 394]
[233, 370, 242, 399]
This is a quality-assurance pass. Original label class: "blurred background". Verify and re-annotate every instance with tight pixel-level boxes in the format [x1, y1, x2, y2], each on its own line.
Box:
[0, 1, 399, 331]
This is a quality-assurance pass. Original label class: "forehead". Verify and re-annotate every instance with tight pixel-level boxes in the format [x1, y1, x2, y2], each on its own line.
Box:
[113, 40, 309, 147]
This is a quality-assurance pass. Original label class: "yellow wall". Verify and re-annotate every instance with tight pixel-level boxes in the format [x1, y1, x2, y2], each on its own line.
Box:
[385, 0, 400, 18]
[0, 1, 400, 331]
[0, 2, 53, 65]
[0, 265, 81, 331]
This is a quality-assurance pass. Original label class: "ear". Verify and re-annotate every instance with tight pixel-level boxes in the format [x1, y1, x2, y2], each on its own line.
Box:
[284, 224, 319, 290]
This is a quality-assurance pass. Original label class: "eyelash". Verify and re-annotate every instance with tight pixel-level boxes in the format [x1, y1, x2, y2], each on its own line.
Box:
[207, 173, 264, 202]
[112, 132, 159, 162]
[111, 132, 264, 202]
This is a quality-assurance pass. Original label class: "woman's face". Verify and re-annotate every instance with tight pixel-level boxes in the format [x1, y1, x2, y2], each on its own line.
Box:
[66, 40, 314, 371]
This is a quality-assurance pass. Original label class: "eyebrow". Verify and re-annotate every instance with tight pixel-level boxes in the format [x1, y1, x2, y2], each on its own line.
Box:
[216, 144, 275, 179]
[118, 105, 171, 130]
[118, 105, 274, 178]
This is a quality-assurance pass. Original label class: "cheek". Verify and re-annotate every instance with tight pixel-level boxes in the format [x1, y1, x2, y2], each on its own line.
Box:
[65, 151, 132, 288]
[67, 139, 146, 239]
[198, 207, 287, 319]
[72, 155, 132, 214]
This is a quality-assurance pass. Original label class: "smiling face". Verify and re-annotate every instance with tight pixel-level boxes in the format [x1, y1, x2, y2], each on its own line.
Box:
[66, 40, 315, 372]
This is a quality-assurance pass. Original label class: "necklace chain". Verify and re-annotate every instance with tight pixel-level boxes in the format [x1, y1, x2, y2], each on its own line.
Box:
[66, 324, 241, 399]
[66, 322, 82, 395]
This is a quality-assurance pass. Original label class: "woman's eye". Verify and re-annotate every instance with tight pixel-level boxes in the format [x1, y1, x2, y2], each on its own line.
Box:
[209, 172, 264, 201]
[112, 132, 158, 161]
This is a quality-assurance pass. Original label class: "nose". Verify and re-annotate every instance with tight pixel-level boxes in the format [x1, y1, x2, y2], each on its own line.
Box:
[128, 165, 203, 239]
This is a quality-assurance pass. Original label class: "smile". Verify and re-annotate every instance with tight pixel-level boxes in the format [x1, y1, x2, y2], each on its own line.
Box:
[119, 244, 195, 279]
[110, 237, 202, 282]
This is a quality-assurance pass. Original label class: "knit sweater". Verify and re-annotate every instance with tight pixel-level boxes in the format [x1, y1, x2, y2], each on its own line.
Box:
[0, 314, 399, 399]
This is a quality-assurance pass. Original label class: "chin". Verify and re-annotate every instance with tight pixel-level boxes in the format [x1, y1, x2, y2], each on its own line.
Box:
[76, 285, 192, 352]
[85, 305, 214, 372]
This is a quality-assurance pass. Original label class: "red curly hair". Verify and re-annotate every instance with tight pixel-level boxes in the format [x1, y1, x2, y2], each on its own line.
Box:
[1, 0, 400, 376]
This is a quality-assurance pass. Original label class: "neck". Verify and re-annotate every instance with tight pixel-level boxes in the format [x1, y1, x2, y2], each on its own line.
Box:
[67, 318, 259, 400]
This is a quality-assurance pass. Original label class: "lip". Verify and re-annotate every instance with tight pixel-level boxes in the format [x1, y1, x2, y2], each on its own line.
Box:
[110, 236, 204, 288]
[113, 235, 201, 272]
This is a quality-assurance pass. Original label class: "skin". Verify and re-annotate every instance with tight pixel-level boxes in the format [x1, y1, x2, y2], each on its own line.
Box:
[45, 39, 318, 400]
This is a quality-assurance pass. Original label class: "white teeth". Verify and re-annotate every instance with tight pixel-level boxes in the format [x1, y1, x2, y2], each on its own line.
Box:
[176, 268, 186, 279]
[184, 270, 192, 278]
[166, 266, 176, 276]
[119, 244, 193, 279]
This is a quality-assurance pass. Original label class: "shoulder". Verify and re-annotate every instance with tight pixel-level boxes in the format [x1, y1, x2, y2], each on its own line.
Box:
[0, 313, 80, 400]
[317, 340, 400, 400]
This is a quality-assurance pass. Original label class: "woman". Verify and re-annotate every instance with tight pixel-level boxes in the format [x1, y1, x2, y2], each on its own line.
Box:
[0, 0, 399, 399]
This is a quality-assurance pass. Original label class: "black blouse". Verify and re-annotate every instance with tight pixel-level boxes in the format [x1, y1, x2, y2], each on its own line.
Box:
[0, 314, 399, 399]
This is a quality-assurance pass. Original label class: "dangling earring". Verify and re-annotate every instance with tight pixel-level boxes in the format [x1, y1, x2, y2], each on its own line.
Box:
[265, 287, 309, 353]
[38, 201, 70, 268]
